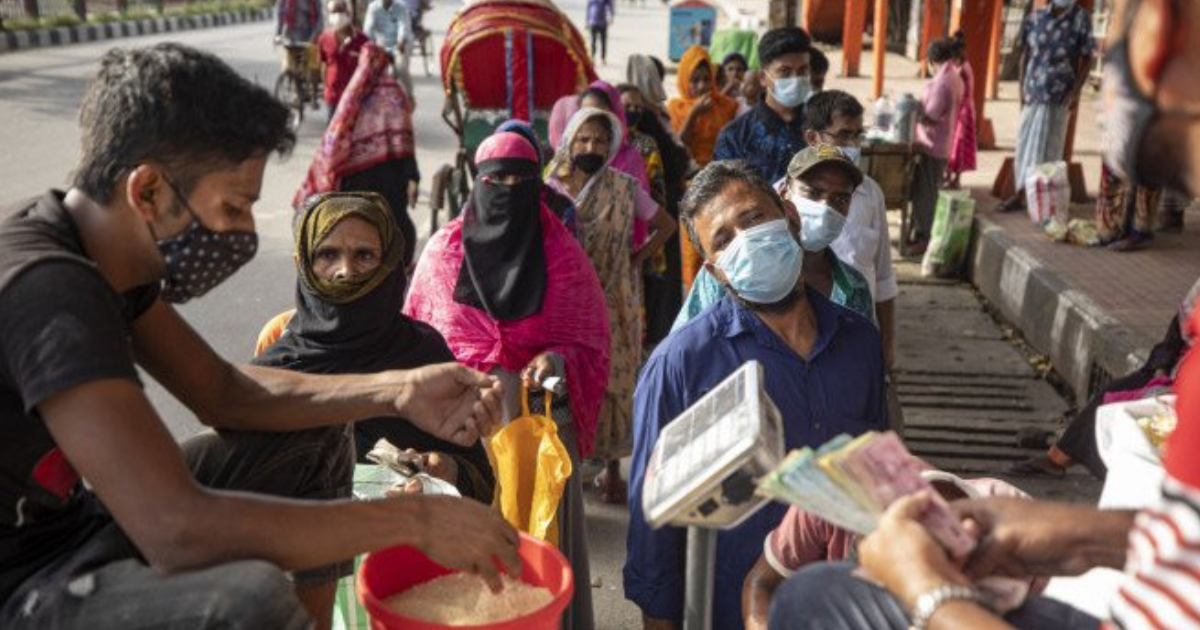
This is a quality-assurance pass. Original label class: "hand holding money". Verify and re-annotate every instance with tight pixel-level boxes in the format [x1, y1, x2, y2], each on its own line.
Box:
[857, 491, 973, 610]
[757, 431, 976, 559]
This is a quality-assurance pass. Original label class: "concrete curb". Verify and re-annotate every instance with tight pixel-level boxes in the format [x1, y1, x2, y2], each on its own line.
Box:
[0, 7, 273, 54]
[969, 212, 1147, 401]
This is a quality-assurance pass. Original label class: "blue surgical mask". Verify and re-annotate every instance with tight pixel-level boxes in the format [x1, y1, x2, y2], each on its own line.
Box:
[715, 219, 803, 305]
[1051, 0, 1073, 8]
[770, 76, 811, 109]
[794, 196, 847, 252]
[839, 146, 862, 165]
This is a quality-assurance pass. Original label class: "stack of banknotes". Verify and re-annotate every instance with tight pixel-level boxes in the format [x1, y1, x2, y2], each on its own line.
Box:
[758, 431, 976, 559]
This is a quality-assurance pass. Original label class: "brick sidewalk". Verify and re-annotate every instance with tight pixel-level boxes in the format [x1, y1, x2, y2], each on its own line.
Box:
[822, 47, 1200, 399]
[981, 200, 1200, 358]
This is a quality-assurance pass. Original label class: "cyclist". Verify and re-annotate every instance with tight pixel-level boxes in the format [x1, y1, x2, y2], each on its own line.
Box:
[275, 0, 324, 103]
[407, 0, 429, 37]
[275, 0, 322, 43]
[363, 0, 414, 97]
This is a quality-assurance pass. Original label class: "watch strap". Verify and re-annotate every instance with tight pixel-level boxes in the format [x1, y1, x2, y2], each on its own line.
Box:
[909, 584, 979, 630]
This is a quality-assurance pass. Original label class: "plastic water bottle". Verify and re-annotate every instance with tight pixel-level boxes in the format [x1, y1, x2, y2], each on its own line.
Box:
[873, 94, 895, 137]
[893, 93, 921, 144]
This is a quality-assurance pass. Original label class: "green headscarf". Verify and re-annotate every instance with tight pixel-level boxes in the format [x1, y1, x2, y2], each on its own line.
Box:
[296, 192, 404, 305]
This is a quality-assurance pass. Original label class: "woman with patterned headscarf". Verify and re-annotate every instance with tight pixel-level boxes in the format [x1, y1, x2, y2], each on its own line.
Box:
[546, 108, 676, 504]
[294, 43, 420, 268]
[254, 192, 494, 502]
[405, 131, 611, 630]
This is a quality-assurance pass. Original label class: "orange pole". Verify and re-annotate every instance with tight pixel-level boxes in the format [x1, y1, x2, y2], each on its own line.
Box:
[919, 0, 949, 78]
[871, 0, 888, 99]
[946, 0, 999, 147]
[985, 0, 1003, 99]
[842, 0, 868, 77]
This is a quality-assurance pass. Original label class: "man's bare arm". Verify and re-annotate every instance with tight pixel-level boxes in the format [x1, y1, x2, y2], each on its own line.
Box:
[39, 379, 518, 582]
[876, 298, 895, 371]
[132, 300, 501, 444]
[743, 556, 786, 630]
[954, 498, 1134, 579]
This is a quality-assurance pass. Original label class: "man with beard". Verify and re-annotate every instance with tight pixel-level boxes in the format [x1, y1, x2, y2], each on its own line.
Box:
[768, 0, 1200, 628]
[623, 159, 888, 630]
[0, 44, 516, 630]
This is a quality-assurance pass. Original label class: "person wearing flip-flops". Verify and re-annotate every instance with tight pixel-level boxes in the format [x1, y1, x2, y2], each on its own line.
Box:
[1009, 280, 1200, 480]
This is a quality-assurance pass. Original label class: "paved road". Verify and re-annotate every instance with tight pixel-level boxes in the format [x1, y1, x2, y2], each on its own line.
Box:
[0, 4, 668, 627]
[0, 0, 668, 439]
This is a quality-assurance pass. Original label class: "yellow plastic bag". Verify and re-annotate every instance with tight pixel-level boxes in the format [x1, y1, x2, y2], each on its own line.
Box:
[487, 387, 572, 547]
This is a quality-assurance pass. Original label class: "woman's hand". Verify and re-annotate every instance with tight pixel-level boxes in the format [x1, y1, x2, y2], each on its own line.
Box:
[521, 352, 561, 390]
[858, 491, 970, 609]
[631, 246, 651, 270]
[407, 179, 419, 211]
[398, 450, 460, 494]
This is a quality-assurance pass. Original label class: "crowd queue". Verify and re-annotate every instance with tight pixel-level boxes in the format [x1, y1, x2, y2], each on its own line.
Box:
[3, 0, 1200, 630]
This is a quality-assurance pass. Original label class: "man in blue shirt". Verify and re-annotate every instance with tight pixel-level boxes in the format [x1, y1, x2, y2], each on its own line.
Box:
[713, 27, 813, 183]
[624, 159, 888, 630]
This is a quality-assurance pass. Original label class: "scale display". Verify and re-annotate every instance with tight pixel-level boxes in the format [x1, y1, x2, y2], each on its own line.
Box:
[642, 361, 785, 529]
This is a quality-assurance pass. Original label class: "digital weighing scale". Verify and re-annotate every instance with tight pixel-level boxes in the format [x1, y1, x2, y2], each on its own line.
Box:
[640, 360, 786, 630]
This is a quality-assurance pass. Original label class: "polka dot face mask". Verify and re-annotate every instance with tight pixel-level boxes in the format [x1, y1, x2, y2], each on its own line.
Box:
[156, 220, 258, 303]
[155, 178, 258, 303]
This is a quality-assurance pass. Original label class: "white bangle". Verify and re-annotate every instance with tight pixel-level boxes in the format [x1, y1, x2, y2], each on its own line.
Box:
[909, 584, 979, 630]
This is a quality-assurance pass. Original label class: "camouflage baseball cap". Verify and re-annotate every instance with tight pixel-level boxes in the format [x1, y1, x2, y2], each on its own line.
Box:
[786, 143, 864, 187]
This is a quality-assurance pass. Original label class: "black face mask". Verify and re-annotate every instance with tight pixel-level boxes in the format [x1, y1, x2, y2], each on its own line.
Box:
[626, 108, 648, 130]
[155, 177, 258, 304]
[455, 172, 548, 321]
[573, 153, 605, 175]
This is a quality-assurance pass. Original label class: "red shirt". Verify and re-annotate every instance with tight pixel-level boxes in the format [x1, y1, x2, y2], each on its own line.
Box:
[318, 29, 369, 107]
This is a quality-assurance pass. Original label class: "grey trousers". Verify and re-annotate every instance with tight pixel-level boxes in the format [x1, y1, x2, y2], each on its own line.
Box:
[911, 153, 948, 241]
[1, 424, 355, 630]
[769, 562, 1102, 630]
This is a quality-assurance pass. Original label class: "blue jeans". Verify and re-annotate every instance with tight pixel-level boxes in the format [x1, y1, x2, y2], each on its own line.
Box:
[769, 563, 1102, 630]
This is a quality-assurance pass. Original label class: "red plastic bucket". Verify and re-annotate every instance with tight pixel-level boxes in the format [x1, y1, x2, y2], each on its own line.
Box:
[357, 533, 573, 630]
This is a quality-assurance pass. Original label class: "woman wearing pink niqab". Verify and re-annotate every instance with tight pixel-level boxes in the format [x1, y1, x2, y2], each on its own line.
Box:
[405, 130, 609, 630]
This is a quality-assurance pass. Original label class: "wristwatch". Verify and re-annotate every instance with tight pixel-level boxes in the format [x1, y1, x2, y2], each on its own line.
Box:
[909, 584, 979, 630]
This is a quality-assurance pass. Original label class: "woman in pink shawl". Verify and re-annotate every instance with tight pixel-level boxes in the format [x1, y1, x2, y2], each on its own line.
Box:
[404, 130, 609, 630]
[294, 43, 420, 265]
[549, 94, 580, 151]
[946, 30, 977, 189]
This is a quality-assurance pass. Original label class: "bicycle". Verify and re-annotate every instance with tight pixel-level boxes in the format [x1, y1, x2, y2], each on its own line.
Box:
[412, 0, 433, 77]
[273, 39, 321, 130]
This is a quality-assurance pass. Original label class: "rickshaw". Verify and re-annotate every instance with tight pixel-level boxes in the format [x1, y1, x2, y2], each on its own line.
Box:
[430, 0, 597, 230]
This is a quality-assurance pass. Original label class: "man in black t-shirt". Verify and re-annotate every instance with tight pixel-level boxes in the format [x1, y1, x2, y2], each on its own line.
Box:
[0, 43, 517, 630]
